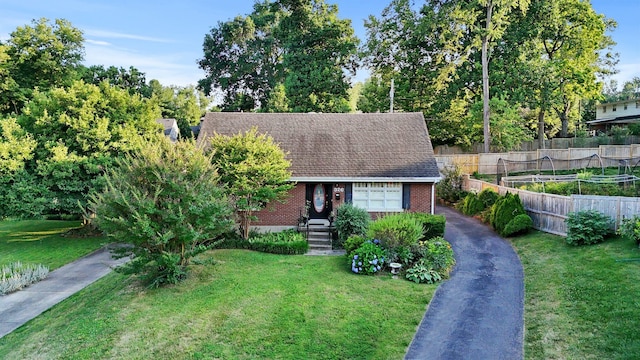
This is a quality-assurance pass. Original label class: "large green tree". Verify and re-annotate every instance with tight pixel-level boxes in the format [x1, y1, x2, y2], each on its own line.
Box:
[198, 0, 358, 112]
[517, 0, 616, 143]
[14, 80, 161, 215]
[276, 0, 358, 112]
[362, 0, 614, 147]
[77, 65, 152, 98]
[208, 128, 293, 239]
[151, 81, 211, 139]
[2, 18, 84, 114]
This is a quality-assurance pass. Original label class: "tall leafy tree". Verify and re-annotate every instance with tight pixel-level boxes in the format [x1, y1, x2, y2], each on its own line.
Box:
[198, 1, 283, 111]
[208, 128, 293, 239]
[77, 65, 152, 98]
[198, 0, 357, 112]
[516, 0, 616, 143]
[16, 80, 161, 215]
[3, 18, 84, 114]
[151, 81, 211, 138]
[276, 0, 358, 112]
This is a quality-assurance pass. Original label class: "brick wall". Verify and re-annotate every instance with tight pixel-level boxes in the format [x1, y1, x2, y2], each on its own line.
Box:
[254, 183, 306, 226]
[254, 182, 435, 226]
[408, 183, 434, 214]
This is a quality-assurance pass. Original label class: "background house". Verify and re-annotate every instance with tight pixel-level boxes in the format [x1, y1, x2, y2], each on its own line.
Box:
[156, 118, 180, 142]
[197, 112, 441, 232]
[588, 98, 640, 133]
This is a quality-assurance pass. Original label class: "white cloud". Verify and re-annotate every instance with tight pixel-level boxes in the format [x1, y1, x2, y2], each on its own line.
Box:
[84, 42, 201, 87]
[84, 29, 172, 43]
[85, 39, 111, 46]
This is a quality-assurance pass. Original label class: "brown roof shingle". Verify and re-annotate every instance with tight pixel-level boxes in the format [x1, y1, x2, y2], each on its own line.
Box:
[197, 112, 440, 180]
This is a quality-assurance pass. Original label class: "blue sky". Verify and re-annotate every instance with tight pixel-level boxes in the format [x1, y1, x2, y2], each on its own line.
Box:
[0, 0, 638, 89]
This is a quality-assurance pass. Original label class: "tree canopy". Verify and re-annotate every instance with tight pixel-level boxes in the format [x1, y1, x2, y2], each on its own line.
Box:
[198, 0, 358, 112]
[361, 0, 616, 148]
[1, 18, 84, 114]
[208, 128, 293, 239]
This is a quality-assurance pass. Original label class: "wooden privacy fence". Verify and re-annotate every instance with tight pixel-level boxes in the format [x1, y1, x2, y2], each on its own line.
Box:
[436, 144, 640, 175]
[464, 177, 640, 236]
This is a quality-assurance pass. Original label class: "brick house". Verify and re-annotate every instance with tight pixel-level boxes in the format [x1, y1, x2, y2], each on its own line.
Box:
[197, 112, 441, 232]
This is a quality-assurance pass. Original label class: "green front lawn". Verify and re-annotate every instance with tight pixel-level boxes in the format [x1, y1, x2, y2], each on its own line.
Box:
[0, 250, 435, 359]
[0, 220, 106, 269]
[512, 231, 640, 359]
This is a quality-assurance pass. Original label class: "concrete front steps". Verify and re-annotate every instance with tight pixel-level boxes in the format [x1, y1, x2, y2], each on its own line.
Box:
[303, 220, 334, 251]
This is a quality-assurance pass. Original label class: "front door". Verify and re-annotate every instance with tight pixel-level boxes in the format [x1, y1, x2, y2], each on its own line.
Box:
[306, 184, 332, 219]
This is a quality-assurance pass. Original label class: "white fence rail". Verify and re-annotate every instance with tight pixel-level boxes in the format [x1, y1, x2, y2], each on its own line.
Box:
[464, 177, 640, 236]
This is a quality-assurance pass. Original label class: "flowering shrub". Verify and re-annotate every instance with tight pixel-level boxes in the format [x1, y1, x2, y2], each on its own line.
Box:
[405, 237, 455, 283]
[350, 241, 385, 275]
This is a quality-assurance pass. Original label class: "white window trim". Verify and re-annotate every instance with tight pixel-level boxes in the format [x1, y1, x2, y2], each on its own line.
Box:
[352, 182, 403, 212]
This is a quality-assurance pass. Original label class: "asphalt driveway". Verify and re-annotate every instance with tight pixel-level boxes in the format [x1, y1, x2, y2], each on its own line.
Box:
[405, 206, 524, 360]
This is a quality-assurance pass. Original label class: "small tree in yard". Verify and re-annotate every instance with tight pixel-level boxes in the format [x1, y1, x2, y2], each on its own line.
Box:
[90, 138, 233, 288]
[208, 127, 293, 239]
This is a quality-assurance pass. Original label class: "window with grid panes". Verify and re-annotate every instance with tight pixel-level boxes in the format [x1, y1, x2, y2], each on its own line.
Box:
[352, 182, 402, 211]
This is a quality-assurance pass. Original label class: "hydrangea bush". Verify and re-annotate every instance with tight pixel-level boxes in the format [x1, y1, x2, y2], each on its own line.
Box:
[350, 240, 385, 275]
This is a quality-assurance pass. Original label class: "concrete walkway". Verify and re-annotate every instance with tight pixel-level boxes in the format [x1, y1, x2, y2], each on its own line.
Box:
[0, 246, 128, 339]
[405, 206, 525, 360]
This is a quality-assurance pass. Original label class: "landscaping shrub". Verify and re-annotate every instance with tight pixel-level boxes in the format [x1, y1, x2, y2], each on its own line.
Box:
[350, 241, 386, 275]
[418, 237, 455, 276]
[334, 203, 371, 245]
[490, 192, 526, 235]
[460, 192, 484, 215]
[215, 229, 308, 255]
[404, 237, 456, 284]
[502, 213, 533, 237]
[618, 216, 640, 247]
[437, 164, 466, 203]
[407, 212, 446, 240]
[565, 210, 614, 246]
[91, 139, 234, 288]
[367, 213, 422, 250]
[405, 259, 442, 284]
[344, 234, 366, 256]
[0, 262, 49, 295]
[478, 188, 499, 209]
[384, 245, 415, 267]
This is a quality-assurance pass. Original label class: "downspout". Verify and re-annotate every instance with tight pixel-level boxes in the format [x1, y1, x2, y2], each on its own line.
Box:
[431, 183, 435, 214]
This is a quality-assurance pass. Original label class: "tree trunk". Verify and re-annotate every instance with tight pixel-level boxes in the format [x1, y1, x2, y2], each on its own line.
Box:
[482, 2, 493, 154]
[538, 108, 546, 149]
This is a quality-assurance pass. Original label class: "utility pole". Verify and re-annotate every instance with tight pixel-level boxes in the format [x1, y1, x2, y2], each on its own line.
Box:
[390, 78, 394, 113]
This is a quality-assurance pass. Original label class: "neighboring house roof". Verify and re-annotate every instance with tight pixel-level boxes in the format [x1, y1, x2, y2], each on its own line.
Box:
[156, 118, 180, 141]
[197, 112, 440, 182]
[587, 114, 640, 125]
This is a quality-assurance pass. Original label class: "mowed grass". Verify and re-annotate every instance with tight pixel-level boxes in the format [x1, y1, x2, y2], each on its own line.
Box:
[0, 220, 106, 269]
[0, 249, 435, 359]
[511, 231, 640, 359]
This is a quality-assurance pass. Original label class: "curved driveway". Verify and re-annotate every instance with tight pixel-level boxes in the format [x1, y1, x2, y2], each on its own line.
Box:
[405, 206, 524, 360]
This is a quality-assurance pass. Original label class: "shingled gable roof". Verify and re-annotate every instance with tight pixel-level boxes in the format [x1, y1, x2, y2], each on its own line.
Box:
[197, 112, 441, 182]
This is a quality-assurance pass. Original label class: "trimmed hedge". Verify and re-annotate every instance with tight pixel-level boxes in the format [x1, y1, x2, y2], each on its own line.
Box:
[502, 213, 533, 237]
[214, 230, 308, 255]
[407, 212, 446, 240]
